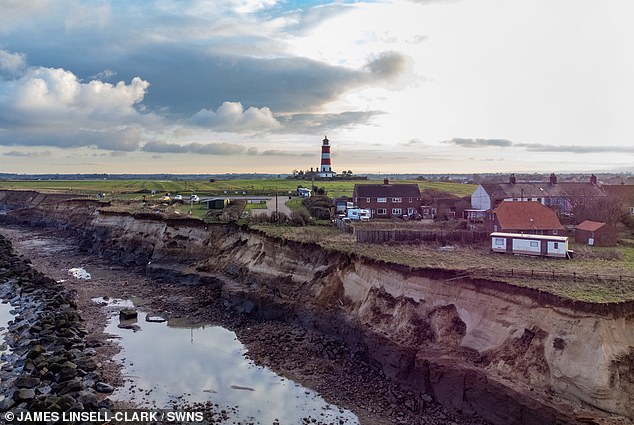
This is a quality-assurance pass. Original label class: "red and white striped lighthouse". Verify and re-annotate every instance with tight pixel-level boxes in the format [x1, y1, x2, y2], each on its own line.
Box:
[320, 136, 333, 175]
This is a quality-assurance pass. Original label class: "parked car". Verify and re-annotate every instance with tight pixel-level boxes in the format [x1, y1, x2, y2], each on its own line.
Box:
[190, 194, 200, 203]
[173, 194, 183, 201]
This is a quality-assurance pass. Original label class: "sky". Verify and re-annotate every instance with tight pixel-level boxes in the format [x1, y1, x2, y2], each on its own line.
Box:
[0, 0, 633, 175]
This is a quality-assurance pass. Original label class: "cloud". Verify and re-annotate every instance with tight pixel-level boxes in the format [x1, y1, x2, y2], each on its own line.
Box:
[2, 150, 52, 158]
[0, 49, 26, 76]
[0, 61, 152, 151]
[141, 141, 247, 155]
[515, 143, 634, 154]
[365, 51, 410, 81]
[191, 101, 280, 132]
[443, 138, 513, 147]
[443, 138, 634, 154]
[275, 111, 383, 133]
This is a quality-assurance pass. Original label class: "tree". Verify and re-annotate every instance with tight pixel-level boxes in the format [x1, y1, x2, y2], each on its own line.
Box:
[571, 193, 625, 229]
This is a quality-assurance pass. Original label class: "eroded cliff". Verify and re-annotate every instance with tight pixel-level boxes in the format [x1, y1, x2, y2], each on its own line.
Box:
[1, 190, 632, 425]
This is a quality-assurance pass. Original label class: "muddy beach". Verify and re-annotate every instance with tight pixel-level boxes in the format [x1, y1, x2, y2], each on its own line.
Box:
[0, 226, 488, 425]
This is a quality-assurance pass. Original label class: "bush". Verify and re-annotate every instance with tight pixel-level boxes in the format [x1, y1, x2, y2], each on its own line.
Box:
[290, 208, 312, 226]
[302, 196, 333, 220]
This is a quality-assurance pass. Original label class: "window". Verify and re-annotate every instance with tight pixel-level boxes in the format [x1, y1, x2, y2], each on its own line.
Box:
[530, 241, 539, 247]
[377, 197, 387, 203]
[366, 197, 370, 203]
[377, 208, 387, 215]
[409, 197, 413, 203]
[630, 207, 634, 215]
[392, 208, 402, 215]
[554, 242, 559, 249]
[495, 238, 505, 246]
[407, 208, 414, 215]
[553, 230, 559, 235]
[392, 197, 402, 203]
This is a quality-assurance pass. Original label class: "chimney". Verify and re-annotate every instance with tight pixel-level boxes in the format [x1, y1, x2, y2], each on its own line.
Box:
[590, 174, 597, 185]
[384, 178, 389, 185]
[549, 173, 557, 185]
[509, 174, 516, 184]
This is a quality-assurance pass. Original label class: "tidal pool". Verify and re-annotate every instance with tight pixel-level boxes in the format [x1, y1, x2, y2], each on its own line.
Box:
[101, 299, 358, 424]
[0, 296, 16, 403]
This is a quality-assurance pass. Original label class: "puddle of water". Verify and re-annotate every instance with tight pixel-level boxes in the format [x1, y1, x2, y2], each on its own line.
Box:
[101, 299, 358, 424]
[0, 297, 16, 403]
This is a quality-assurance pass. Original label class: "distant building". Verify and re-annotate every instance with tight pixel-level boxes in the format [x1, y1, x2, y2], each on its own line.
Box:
[353, 179, 421, 219]
[575, 220, 617, 247]
[488, 200, 564, 235]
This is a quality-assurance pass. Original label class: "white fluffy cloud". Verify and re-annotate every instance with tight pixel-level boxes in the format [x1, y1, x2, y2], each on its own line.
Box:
[191, 101, 280, 132]
[0, 53, 152, 151]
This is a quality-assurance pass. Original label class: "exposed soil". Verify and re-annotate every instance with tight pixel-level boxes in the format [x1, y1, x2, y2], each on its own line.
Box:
[0, 226, 489, 425]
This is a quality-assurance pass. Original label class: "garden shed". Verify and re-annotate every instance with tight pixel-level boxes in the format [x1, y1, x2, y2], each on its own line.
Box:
[574, 220, 617, 247]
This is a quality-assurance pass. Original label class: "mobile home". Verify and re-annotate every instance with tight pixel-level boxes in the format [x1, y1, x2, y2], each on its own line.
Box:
[490, 232, 570, 258]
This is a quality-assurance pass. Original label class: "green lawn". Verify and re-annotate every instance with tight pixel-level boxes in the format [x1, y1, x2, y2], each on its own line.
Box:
[0, 178, 475, 199]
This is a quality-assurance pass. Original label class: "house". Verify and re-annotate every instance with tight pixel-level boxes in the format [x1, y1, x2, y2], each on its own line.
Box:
[488, 201, 564, 235]
[353, 179, 421, 219]
[602, 184, 634, 216]
[471, 173, 606, 215]
[575, 220, 617, 246]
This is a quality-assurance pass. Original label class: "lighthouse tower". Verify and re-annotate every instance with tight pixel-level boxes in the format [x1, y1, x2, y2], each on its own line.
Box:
[318, 136, 335, 178]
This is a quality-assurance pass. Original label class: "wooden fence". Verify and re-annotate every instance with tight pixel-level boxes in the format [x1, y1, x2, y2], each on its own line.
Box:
[355, 228, 489, 244]
[469, 267, 634, 284]
[334, 219, 353, 234]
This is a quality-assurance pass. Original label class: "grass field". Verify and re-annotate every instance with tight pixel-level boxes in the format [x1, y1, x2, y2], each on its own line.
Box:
[252, 224, 634, 303]
[5, 178, 631, 302]
[0, 178, 475, 199]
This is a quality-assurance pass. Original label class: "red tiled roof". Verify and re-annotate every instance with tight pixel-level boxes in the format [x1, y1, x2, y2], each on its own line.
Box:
[493, 201, 563, 231]
[575, 220, 606, 232]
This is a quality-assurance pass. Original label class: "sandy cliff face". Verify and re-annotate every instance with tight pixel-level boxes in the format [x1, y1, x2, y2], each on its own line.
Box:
[1, 190, 632, 424]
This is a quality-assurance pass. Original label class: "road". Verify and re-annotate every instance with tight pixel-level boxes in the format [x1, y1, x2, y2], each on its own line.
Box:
[250, 195, 292, 216]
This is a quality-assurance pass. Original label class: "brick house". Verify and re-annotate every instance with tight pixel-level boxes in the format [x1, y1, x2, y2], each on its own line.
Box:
[353, 179, 421, 219]
[471, 173, 606, 214]
[575, 220, 617, 247]
[488, 201, 564, 235]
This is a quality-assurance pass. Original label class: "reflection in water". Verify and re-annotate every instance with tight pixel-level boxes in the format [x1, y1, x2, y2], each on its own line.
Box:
[0, 297, 16, 403]
[103, 301, 358, 424]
